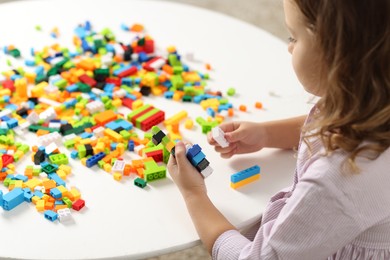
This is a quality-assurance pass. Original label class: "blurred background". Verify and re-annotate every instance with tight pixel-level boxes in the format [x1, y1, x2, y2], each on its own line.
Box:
[0, 0, 286, 259]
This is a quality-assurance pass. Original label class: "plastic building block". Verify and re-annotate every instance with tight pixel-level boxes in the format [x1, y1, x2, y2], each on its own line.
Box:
[0, 191, 3, 207]
[230, 174, 261, 189]
[57, 208, 72, 222]
[86, 152, 106, 168]
[44, 210, 58, 222]
[134, 177, 147, 188]
[2, 188, 24, 211]
[72, 199, 85, 211]
[231, 165, 261, 183]
[212, 126, 229, 148]
[49, 153, 69, 165]
[152, 126, 213, 178]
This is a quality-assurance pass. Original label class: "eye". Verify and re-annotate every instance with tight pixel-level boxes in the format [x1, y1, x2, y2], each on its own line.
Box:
[288, 37, 297, 43]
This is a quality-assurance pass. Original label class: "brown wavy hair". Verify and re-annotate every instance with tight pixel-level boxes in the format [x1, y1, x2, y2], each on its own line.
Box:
[294, 0, 390, 172]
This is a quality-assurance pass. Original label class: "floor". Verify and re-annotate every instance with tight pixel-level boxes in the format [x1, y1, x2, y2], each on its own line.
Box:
[0, 0, 286, 259]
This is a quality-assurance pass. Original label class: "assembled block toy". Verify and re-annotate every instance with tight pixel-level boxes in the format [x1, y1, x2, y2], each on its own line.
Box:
[151, 126, 213, 178]
[230, 165, 261, 189]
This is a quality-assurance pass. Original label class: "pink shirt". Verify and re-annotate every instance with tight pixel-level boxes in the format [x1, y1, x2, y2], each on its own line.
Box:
[212, 113, 390, 259]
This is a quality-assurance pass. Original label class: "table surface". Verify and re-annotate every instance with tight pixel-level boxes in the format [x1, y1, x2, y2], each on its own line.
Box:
[0, 0, 313, 259]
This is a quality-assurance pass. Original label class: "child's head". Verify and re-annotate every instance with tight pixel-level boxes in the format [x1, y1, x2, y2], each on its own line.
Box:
[284, 0, 390, 170]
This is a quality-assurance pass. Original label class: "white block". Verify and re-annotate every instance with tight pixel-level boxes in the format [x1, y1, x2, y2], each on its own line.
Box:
[112, 160, 125, 173]
[212, 127, 229, 148]
[58, 208, 72, 223]
[93, 126, 105, 137]
[201, 165, 213, 178]
[26, 111, 40, 123]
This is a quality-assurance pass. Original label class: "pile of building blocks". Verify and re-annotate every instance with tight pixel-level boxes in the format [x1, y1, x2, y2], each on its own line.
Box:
[151, 126, 213, 178]
[0, 20, 265, 221]
[230, 165, 261, 189]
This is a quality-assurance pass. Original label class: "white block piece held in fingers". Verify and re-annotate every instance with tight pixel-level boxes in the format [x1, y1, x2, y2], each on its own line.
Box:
[212, 126, 229, 148]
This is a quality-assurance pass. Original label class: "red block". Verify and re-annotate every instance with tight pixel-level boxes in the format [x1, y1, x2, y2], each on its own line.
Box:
[145, 150, 163, 163]
[122, 98, 134, 109]
[106, 77, 121, 86]
[118, 66, 137, 78]
[72, 199, 85, 211]
[3, 80, 15, 92]
[141, 110, 165, 131]
[79, 74, 97, 87]
[2, 154, 14, 167]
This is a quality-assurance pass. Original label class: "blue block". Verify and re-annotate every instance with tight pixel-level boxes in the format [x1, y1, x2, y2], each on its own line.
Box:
[44, 210, 58, 222]
[50, 188, 62, 199]
[189, 151, 206, 166]
[138, 52, 148, 62]
[66, 84, 79, 93]
[113, 65, 133, 77]
[15, 174, 28, 182]
[86, 152, 106, 168]
[186, 144, 202, 159]
[164, 91, 174, 99]
[231, 165, 261, 183]
[48, 173, 66, 186]
[0, 191, 3, 207]
[55, 200, 65, 205]
[80, 132, 93, 139]
[206, 108, 215, 117]
[128, 140, 134, 151]
[70, 150, 78, 159]
[2, 188, 24, 211]
[24, 192, 34, 202]
[33, 191, 44, 198]
[121, 77, 133, 86]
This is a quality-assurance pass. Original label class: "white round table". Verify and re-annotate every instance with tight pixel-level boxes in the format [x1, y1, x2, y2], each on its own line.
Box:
[0, 0, 313, 259]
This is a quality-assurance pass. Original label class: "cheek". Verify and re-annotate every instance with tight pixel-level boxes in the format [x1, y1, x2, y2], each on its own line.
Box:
[291, 45, 321, 95]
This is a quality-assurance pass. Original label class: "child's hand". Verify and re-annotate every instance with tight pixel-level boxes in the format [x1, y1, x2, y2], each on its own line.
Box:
[207, 121, 267, 158]
[167, 141, 207, 199]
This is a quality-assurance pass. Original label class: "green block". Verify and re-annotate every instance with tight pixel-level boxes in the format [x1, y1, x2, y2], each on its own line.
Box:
[41, 163, 58, 174]
[17, 144, 30, 154]
[46, 67, 59, 77]
[120, 130, 131, 140]
[168, 54, 181, 67]
[54, 79, 68, 90]
[33, 168, 41, 176]
[144, 166, 166, 182]
[78, 145, 86, 159]
[135, 108, 159, 128]
[134, 177, 147, 188]
[63, 197, 73, 208]
[127, 104, 152, 121]
[77, 82, 91, 93]
[49, 153, 69, 165]
[170, 75, 184, 89]
[227, 87, 236, 96]
[98, 160, 105, 168]
[9, 49, 21, 58]
[3, 178, 11, 187]
[64, 139, 75, 149]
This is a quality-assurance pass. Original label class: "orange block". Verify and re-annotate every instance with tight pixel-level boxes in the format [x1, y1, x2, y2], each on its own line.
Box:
[94, 110, 117, 125]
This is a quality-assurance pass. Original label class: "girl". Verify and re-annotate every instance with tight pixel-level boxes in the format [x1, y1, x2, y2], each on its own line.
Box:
[167, 0, 390, 259]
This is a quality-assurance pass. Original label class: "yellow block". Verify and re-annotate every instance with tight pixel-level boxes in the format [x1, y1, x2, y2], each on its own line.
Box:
[230, 174, 261, 189]
[104, 128, 123, 142]
[164, 110, 188, 126]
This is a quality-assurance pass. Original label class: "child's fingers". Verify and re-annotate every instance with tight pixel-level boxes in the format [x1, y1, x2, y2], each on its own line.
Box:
[215, 143, 236, 157]
[207, 132, 217, 145]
